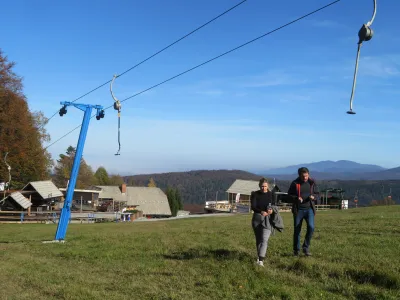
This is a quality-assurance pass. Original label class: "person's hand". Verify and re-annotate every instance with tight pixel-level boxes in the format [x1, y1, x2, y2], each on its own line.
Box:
[261, 211, 268, 216]
[298, 197, 303, 203]
[310, 195, 315, 200]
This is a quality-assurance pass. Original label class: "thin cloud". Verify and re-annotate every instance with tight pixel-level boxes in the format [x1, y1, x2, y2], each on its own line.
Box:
[358, 56, 400, 78]
[242, 71, 309, 88]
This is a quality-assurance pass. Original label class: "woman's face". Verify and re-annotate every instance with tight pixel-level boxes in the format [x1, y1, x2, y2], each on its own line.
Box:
[260, 182, 268, 193]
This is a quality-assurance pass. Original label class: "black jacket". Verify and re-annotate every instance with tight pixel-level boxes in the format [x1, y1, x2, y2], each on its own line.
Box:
[287, 177, 318, 215]
[251, 191, 284, 233]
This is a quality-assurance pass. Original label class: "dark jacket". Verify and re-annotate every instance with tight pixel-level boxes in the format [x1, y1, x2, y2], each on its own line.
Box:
[251, 190, 273, 230]
[287, 177, 318, 215]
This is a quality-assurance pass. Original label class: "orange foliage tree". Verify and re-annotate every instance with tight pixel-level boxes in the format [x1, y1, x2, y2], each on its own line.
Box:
[0, 49, 52, 188]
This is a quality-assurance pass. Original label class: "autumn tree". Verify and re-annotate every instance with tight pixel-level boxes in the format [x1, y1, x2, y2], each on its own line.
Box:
[109, 174, 124, 186]
[94, 166, 110, 185]
[370, 196, 396, 206]
[148, 177, 156, 187]
[0, 49, 52, 188]
[53, 146, 95, 188]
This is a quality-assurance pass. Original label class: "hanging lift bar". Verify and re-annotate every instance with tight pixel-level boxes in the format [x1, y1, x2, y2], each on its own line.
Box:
[347, 0, 377, 115]
[110, 75, 122, 156]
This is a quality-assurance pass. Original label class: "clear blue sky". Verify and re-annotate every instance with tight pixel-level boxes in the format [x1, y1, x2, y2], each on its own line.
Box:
[2, 0, 400, 175]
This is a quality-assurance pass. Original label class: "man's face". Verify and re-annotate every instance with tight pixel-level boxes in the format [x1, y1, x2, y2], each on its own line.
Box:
[300, 172, 309, 182]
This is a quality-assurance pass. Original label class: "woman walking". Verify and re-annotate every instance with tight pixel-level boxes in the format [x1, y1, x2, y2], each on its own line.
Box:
[251, 177, 274, 266]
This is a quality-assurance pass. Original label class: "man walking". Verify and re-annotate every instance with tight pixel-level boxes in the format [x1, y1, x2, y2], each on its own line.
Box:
[287, 167, 318, 256]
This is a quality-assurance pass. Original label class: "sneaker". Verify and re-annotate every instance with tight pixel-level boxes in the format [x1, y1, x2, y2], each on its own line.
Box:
[293, 251, 299, 257]
[303, 249, 312, 256]
[257, 260, 264, 267]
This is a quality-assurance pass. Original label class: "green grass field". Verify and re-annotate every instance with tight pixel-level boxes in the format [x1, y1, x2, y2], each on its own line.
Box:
[0, 206, 399, 300]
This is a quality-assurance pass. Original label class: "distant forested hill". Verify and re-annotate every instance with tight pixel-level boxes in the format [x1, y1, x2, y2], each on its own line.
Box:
[124, 170, 262, 204]
[124, 170, 400, 207]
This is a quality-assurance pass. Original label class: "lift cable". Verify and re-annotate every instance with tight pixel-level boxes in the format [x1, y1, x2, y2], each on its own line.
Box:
[41, 0, 249, 127]
[43, 0, 341, 151]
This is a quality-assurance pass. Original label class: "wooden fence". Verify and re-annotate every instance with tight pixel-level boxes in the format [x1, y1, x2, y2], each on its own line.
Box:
[0, 210, 143, 224]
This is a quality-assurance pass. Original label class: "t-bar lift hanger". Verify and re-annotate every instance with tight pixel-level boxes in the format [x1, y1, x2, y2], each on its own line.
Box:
[110, 74, 122, 155]
[347, 0, 377, 115]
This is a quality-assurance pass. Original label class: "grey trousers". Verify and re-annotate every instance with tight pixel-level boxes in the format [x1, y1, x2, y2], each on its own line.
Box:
[253, 225, 272, 258]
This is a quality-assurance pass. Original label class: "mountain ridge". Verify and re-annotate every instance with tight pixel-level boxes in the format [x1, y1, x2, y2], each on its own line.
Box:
[260, 160, 387, 175]
[124, 169, 400, 206]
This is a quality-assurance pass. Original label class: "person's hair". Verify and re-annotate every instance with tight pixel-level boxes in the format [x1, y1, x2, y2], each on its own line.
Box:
[298, 167, 310, 176]
[258, 177, 269, 188]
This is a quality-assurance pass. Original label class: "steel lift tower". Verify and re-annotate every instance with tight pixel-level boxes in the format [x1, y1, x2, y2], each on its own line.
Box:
[48, 101, 105, 242]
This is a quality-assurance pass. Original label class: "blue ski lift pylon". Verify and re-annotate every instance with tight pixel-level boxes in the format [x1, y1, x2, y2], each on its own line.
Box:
[44, 101, 104, 243]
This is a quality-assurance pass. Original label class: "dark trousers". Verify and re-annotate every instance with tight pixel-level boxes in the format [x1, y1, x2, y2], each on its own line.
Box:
[293, 208, 315, 252]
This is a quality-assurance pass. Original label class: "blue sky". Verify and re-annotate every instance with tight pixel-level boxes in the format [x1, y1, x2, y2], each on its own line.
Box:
[2, 0, 400, 175]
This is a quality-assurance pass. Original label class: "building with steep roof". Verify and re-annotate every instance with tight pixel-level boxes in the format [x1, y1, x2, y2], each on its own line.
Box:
[0, 181, 63, 212]
[94, 184, 171, 217]
[21, 180, 63, 211]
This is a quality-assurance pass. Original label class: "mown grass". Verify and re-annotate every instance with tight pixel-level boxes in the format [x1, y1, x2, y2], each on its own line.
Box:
[0, 206, 399, 299]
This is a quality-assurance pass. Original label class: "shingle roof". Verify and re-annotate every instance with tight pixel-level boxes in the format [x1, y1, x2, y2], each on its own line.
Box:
[126, 187, 171, 216]
[94, 186, 171, 216]
[226, 179, 281, 195]
[226, 179, 282, 195]
[226, 179, 260, 195]
[22, 181, 63, 199]
[8, 192, 32, 209]
[92, 186, 122, 199]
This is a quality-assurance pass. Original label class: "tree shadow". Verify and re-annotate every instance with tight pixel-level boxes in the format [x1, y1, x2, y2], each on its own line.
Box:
[162, 248, 251, 261]
[345, 269, 400, 290]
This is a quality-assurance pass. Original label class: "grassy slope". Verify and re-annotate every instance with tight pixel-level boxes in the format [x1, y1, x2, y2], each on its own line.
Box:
[0, 206, 399, 300]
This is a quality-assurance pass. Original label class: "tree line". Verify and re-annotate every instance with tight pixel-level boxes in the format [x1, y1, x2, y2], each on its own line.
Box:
[52, 145, 183, 215]
[52, 145, 125, 189]
[0, 49, 52, 189]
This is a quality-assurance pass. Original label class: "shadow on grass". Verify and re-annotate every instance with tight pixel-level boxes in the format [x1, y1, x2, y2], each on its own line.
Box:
[0, 240, 42, 244]
[345, 269, 400, 290]
[163, 248, 251, 261]
[277, 259, 399, 291]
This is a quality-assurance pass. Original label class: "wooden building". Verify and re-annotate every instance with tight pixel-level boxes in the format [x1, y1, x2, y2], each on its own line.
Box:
[59, 188, 101, 211]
